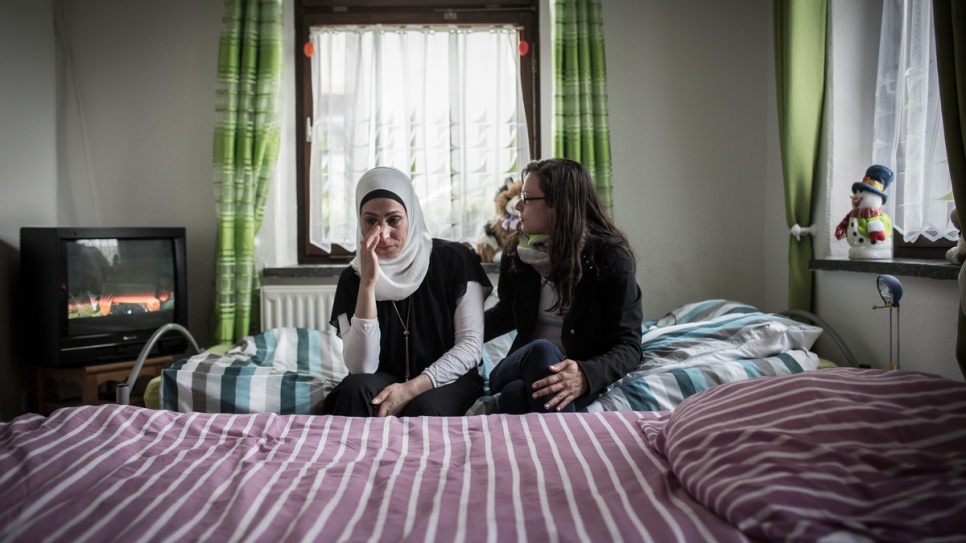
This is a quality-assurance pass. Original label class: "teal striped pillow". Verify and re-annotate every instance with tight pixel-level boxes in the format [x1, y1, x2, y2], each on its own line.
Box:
[585, 350, 819, 412]
[584, 300, 824, 413]
[160, 328, 346, 414]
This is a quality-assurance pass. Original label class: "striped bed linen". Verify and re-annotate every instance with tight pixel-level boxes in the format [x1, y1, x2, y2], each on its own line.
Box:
[634, 306, 823, 372]
[587, 350, 818, 412]
[0, 407, 747, 543]
[157, 300, 825, 416]
[646, 368, 966, 542]
[644, 299, 761, 327]
[584, 300, 824, 413]
[160, 327, 347, 414]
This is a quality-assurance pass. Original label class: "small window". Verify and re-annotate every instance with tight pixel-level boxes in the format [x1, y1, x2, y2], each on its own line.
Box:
[296, 1, 539, 264]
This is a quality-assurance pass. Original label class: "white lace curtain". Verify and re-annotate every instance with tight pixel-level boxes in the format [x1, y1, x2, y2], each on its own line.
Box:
[872, 0, 956, 242]
[308, 25, 531, 252]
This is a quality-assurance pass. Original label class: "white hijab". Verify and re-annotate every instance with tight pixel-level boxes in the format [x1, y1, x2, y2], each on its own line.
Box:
[350, 167, 433, 301]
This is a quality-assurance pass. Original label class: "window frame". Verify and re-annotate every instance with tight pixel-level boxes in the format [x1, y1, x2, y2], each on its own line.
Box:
[893, 236, 955, 259]
[295, 0, 540, 264]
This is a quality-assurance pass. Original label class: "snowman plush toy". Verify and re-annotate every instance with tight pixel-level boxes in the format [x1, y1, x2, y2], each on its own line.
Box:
[834, 164, 895, 260]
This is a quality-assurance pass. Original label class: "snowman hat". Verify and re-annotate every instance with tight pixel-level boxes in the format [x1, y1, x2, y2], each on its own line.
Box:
[851, 164, 894, 203]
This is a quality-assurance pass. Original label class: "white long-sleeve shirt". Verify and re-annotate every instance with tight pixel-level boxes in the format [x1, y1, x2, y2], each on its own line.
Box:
[335, 281, 485, 388]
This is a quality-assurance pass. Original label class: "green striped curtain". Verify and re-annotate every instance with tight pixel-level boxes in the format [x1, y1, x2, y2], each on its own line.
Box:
[211, 0, 284, 345]
[773, 0, 827, 313]
[553, 0, 613, 214]
[933, 0, 966, 379]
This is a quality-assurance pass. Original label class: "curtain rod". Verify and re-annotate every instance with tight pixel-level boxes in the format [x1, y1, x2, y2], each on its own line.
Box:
[327, 6, 535, 13]
[312, 23, 524, 31]
[435, 6, 535, 20]
[432, 6, 536, 12]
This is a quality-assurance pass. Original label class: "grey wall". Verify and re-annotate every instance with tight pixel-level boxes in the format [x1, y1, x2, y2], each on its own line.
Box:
[0, 0, 222, 420]
[1, 1, 58, 420]
[51, 0, 221, 355]
[602, 0, 783, 318]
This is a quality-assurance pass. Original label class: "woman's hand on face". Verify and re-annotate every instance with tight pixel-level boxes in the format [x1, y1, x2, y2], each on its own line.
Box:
[359, 224, 382, 287]
[531, 359, 589, 411]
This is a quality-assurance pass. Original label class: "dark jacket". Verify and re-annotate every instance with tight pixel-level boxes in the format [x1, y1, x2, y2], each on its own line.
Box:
[484, 239, 644, 396]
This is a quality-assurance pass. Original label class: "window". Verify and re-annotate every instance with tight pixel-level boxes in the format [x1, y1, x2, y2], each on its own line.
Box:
[296, 1, 540, 264]
[872, 0, 956, 258]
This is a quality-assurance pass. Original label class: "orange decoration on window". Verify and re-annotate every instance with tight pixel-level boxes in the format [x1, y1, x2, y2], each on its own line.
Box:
[303, 42, 315, 57]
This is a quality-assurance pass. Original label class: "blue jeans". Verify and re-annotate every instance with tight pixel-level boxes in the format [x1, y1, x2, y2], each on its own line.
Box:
[489, 339, 596, 414]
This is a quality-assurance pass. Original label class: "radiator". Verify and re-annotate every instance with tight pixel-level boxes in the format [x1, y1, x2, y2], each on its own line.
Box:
[260, 284, 338, 332]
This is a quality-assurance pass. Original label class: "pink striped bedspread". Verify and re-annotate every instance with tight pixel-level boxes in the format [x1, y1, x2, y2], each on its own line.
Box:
[0, 406, 744, 543]
[643, 368, 966, 542]
[3, 368, 963, 542]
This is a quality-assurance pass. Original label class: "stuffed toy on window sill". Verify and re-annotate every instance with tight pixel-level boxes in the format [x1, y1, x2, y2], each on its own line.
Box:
[475, 178, 522, 263]
[947, 208, 966, 266]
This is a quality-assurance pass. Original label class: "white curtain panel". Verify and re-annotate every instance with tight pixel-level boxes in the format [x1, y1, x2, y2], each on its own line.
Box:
[308, 25, 530, 252]
[872, 0, 956, 242]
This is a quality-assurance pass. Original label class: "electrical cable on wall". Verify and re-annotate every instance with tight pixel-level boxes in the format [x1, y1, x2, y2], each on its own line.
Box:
[54, 0, 101, 226]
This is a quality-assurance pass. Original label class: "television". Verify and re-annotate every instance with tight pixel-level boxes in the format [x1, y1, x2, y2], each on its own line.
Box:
[20, 227, 189, 368]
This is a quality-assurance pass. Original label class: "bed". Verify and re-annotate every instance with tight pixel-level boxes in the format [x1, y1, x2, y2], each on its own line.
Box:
[153, 300, 834, 415]
[3, 367, 964, 542]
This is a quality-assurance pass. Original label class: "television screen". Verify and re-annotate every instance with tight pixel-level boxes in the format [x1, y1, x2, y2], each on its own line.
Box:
[66, 238, 177, 336]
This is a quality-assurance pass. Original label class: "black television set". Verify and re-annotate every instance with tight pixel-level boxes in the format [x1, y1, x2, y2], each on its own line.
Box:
[20, 227, 189, 368]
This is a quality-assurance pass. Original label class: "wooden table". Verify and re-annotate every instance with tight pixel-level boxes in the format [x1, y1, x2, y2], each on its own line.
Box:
[36, 355, 174, 415]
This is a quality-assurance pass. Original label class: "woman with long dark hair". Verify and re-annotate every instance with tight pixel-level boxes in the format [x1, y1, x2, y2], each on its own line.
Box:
[485, 158, 643, 413]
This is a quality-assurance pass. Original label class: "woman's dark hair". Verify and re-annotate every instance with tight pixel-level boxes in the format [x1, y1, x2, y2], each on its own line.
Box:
[506, 158, 633, 311]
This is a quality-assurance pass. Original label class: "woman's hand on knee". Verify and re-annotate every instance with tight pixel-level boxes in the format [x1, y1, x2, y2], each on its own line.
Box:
[372, 374, 432, 417]
[531, 360, 588, 411]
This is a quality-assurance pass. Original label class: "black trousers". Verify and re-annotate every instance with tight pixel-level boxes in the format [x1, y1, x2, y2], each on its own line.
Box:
[322, 369, 483, 417]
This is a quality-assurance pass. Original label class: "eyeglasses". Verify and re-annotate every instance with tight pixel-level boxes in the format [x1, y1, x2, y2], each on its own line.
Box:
[520, 194, 547, 204]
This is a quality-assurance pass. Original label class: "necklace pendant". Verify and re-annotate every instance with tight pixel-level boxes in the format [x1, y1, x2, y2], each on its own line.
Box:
[392, 297, 413, 384]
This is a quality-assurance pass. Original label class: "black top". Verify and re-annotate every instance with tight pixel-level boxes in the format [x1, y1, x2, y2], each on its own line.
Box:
[331, 239, 493, 381]
[484, 236, 644, 395]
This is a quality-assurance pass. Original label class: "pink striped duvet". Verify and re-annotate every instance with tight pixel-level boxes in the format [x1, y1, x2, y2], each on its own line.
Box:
[644, 368, 966, 542]
[4, 368, 962, 543]
[0, 406, 744, 543]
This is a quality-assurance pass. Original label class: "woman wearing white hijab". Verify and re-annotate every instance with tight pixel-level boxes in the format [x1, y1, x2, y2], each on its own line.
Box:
[323, 167, 491, 417]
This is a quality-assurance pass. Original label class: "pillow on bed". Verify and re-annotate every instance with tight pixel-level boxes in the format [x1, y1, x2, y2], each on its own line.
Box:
[161, 327, 346, 414]
[584, 349, 818, 412]
[646, 368, 966, 542]
[582, 301, 824, 413]
[638, 303, 823, 371]
[645, 299, 760, 328]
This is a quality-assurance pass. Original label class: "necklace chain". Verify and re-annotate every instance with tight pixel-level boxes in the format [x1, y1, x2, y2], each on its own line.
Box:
[390, 298, 412, 381]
